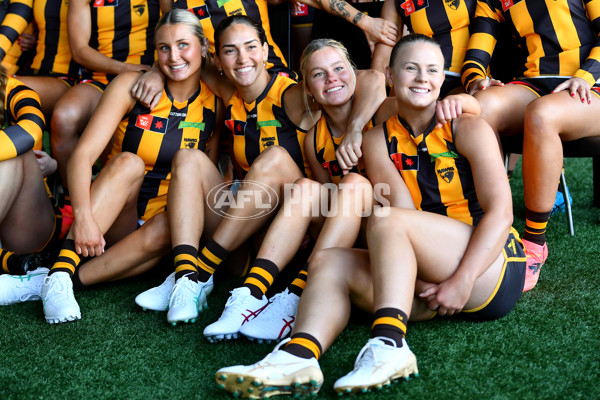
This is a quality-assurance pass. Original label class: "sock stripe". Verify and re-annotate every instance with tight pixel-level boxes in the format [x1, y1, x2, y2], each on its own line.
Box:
[372, 316, 407, 333]
[1, 249, 12, 274]
[288, 337, 321, 359]
[199, 247, 221, 266]
[525, 219, 547, 231]
[244, 277, 268, 294]
[175, 253, 198, 265]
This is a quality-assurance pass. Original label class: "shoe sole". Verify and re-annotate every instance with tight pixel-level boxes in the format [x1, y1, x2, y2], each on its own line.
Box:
[45, 314, 81, 324]
[205, 332, 240, 343]
[334, 355, 419, 395]
[215, 368, 323, 399]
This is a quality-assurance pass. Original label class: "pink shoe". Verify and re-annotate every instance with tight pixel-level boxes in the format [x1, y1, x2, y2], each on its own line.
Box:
[522, 239, 548, 292]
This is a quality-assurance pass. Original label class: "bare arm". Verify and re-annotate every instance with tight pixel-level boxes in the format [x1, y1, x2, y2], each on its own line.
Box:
[435, 93, 481, 128]
[299, 0, 397, 53]
[370, 0, 402, 72]
[304, 126, 333, 185]
[336, 68, 387, 174]
[67, 0, 151, 75]
[67, 72, 138, 256]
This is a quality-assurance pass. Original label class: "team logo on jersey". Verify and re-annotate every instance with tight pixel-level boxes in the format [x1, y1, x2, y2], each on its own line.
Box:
[183, 138, 198, 149]
[400, 0, 429, 16]
[390, 153, 419, 171]
[217, 0, 233, 7]
[261, 137, 276, 148]
[500, 0, 522, 11]
[444, 0, 459, 10]
[93, 0, 117, 7]
[136, 114, 169, 134]
[189, 5, 210, 20]
[322, 160, 343, 177]
[133, 4, 146, 16]
[225, 119, 246, 136]
[437, 166, 455, 183]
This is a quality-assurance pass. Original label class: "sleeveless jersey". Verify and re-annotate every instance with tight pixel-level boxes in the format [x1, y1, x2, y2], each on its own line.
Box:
[109, 81, 218, 220]
[313, 115, 369, 184]
[395, 0, 476, 74]
[225, 73, 310, 177]
[0, 75, 45, 161]
[0, 0, 33, 74]
[462, 0, 600, 88]
[383, 114, 483, 226]
[88, 0, 160, 84]
[172, 0, 289, 73]
[30, 0, 79, 76]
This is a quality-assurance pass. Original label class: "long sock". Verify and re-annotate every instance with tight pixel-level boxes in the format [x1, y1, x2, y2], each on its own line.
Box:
[197, 239, 229, 282]
[523, 208, 551, 245]
[173, 244, 199, 282]
[72, 268, 85, 290]
[283, 332, 323, 360]
[288, 263, 308, 297]
[0, 248, 16, 274]
[371, 307, 408, 347]
[49, 239, 80, 276]
[242, 258, 279, 299]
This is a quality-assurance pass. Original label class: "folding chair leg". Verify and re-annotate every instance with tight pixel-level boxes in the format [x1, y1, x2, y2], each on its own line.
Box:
[560, 170, 574, 236]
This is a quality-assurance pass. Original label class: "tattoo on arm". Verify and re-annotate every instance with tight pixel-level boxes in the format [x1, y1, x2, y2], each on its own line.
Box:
[352, 11, 363, 25]
[330, 0, 350, 19]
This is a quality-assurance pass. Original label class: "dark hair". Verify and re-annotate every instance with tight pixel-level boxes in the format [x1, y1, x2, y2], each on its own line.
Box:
[389, 34, 442, 68]
[214, 15, 267, 56]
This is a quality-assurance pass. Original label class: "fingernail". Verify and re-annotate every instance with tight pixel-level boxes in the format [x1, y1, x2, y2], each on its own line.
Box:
[582, 98, 585, 103]
[589, 100, 592, 104]
[571, 93, 575, 97]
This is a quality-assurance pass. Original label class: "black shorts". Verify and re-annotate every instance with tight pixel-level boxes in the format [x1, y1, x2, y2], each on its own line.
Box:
[38, 181, 63, 255]
[16, 70, 78, 87]
[440, 74, 462, 98]
[510, 77, 600, 98]
[79, 79, 107, 92]
[461, 229, 526, 321]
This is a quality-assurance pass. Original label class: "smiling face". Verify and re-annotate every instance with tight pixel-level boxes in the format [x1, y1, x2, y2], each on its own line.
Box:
[305, 46, 356, 107]
[386, 41, 445, 111]
[155, 23, 205, 83]
[215, 22, 270, 89]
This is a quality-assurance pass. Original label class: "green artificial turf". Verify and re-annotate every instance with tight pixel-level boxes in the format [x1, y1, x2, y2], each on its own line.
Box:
[1, 158, 599, 400]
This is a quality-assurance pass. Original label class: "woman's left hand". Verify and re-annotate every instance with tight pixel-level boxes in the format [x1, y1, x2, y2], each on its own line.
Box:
[419, 274, 473, 316]
[361, 16, 398, 54]
[435, 95, 463, 128]
[552, 77, 593, 105]
[336, 129, 363, 174]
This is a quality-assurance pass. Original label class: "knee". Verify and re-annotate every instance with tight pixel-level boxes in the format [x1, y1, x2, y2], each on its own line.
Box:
[366, 208, 406, 241]
[171, 149, 209, 175]
[250, 146, 294, 177]
[288, 178, 322, 202]
[51, 101, 84, 138]
[107, 152, 146, 182]
[525, 98, 560, 139]
[307, 248, 344, 278]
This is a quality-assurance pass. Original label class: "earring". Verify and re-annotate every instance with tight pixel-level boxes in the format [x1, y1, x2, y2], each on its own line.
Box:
[218, 69, 223, 76]
[263, 60, 267, 68]
[311, 95, 315, 103]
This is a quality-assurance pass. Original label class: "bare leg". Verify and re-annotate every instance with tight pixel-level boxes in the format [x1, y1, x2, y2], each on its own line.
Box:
[211, 146, 304, 251]
[168, 149, 225, 248]
[50, 83, 103, 191]
[523, 91, 600, 213]
[367, 208, 505, 319]
[77, 212, 171, 285]
[0, 151, 55, 252]
[17, 76, 71, 119]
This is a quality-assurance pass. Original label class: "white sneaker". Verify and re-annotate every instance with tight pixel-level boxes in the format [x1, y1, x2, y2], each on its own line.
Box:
[0, 268, 49, 305]
[166, 275, 213, 325]
[41, 271, 81, 324]
[135, 272, 175, 312]
[215, 338, 323, 398]
[240, 288, 299, 343]
[333, 337, 418, 395]
[204, 287, 268, 342]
